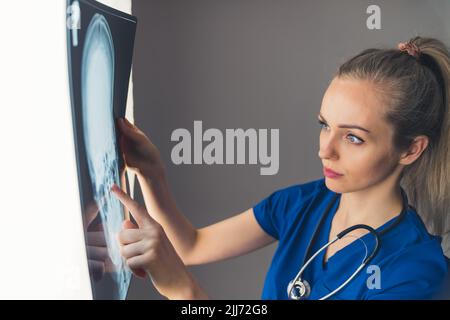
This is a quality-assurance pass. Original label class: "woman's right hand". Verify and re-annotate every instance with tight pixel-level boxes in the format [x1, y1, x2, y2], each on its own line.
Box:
[112, 184, 208, 299]
[117, 118, 165, 181]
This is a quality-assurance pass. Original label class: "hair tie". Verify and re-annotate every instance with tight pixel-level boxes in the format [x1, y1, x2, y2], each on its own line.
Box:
[398, 42, 421, 58]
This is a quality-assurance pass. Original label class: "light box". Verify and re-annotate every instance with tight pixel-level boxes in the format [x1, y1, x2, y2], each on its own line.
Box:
[0, 0, 136, 299]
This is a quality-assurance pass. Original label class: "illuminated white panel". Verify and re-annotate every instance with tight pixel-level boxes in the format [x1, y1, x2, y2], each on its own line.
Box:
[0, 1, 92, 299]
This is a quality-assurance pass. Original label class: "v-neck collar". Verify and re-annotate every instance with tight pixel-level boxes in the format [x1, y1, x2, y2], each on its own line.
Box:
[319, 192, 406, 270]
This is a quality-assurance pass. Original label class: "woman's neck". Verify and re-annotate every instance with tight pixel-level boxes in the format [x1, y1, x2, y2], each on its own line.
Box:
[336, 181, 404, 230]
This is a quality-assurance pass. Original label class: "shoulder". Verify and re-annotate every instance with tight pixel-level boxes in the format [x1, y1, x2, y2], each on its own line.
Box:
[267, 177, 328, 205]
[252, 178, 330, 239]
[254, 177, 334, 220]
[395, 209, 445, 253]
[366, 210, 448, 299]
[367, 243, 448, 299]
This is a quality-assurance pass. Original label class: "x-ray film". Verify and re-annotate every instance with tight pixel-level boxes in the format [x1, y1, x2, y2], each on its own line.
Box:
[67, 0, 137, 300]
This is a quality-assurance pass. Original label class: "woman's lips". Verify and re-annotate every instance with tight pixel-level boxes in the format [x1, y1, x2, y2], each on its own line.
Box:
[323, 167, 343, 179]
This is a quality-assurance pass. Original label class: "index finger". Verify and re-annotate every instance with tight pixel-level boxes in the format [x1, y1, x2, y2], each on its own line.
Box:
[111, 184, 155, 228]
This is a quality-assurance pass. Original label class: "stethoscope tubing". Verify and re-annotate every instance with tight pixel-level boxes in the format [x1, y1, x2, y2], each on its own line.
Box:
[287, 188, 409, 300]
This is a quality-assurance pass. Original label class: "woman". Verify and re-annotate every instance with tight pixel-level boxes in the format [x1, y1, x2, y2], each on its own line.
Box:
[111, 36, 450, 300]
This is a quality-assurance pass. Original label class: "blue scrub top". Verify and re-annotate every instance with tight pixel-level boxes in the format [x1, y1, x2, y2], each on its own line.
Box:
[253, 178, 448, 300]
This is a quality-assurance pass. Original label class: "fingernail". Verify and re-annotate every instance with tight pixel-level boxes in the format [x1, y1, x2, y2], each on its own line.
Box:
[111, 184, 119, 192]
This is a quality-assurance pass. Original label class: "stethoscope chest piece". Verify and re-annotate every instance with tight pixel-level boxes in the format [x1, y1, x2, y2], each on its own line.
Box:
[288, 279, 311, 300]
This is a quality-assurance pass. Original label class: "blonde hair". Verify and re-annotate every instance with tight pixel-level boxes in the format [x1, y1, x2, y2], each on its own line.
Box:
[336, 37, 450, 255]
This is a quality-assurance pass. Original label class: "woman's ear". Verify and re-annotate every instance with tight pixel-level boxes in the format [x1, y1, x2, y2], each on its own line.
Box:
[398, 135, 429, 165]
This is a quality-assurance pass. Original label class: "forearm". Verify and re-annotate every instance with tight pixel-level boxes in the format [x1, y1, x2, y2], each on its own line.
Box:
[137, 172, 198, 263]
[172, 271, 209, 300]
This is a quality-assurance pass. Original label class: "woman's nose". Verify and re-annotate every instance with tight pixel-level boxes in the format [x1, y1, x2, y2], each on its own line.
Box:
[318, 135, 338, 160]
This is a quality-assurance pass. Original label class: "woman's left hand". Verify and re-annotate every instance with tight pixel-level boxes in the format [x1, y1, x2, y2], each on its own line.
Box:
[111, 184, 207, 300]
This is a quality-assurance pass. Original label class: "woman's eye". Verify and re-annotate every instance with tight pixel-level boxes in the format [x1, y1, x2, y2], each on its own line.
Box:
[318, 120, 328, 130]
[318, 120, 364, 145]
[347, 134, 364, 145]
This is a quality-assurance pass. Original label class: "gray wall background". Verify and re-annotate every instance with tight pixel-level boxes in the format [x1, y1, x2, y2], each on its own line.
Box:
[126, 0, 450, 299]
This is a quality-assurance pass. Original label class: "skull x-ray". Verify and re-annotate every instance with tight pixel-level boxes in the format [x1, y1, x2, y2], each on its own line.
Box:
[67, 0, 137, 299]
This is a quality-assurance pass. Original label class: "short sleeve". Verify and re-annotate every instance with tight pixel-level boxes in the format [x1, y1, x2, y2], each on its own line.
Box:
[365, 241, 448, 300]
[253, 190, 284, 240]
[252, 180, 322, 240]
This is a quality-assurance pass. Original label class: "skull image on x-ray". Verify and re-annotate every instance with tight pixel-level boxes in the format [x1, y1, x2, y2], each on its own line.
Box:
[81, 13, 131, 299]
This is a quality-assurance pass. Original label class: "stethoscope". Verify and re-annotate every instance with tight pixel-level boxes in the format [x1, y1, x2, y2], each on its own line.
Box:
[287, 188, 410, 300]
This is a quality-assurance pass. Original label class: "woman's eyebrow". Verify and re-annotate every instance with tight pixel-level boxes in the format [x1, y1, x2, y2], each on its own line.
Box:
[318, 113, 371, 134]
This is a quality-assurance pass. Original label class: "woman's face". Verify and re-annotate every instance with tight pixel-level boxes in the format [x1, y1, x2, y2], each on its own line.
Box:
[318, 77, 402, 193]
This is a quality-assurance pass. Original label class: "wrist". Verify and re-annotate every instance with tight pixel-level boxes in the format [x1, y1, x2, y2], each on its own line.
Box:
[138, 164, 166, 185]
[137, 169, 168, 193]
[137, 170, 176, 212]
[173, 272, 209, 300]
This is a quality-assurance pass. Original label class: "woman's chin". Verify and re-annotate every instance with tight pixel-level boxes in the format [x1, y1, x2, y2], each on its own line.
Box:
[324, 176, 347, 193]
